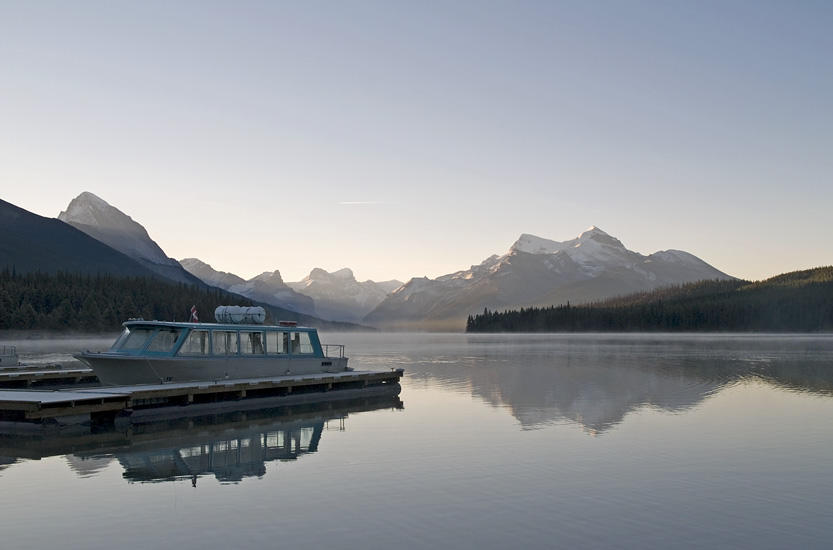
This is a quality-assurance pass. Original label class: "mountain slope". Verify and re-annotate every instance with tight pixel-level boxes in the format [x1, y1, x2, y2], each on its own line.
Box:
[287, 268, 403, 322]
[0, 197, 160, 278]
[58, 192, 203, 286]
[180, 258, 246, 288]
[365, 226, 733, 330]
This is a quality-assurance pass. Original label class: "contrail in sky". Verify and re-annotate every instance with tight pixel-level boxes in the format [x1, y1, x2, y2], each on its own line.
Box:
[338, 201, 393, 205]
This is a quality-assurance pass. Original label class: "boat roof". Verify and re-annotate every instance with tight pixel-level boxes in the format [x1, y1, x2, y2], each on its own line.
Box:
[122, 320, 316, 332]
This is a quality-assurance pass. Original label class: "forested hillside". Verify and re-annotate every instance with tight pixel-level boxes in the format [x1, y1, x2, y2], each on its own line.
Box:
[466, 267, 833, 332]
[0, 269, 358, 331]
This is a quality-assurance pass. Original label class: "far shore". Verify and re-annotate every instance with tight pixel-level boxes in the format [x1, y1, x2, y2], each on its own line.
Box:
[3, 328, 833, 342]
[0, 330, 120, 342]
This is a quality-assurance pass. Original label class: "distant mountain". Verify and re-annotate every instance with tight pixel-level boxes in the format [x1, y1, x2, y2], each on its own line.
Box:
[229, 271, 315, 315]
[287, 268, 403, 322]
[58, 192, 203, 286]
[180, 258, 246, 288]
[0, 197, 160, 277]
[364, 226, 734, 330]
[180, 259, 315, 315]
[467, 266, 833, 332]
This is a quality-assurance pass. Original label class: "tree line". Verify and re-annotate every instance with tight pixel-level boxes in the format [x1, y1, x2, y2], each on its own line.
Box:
[0, 268, 255, 331]
[466, 267, 833, 332]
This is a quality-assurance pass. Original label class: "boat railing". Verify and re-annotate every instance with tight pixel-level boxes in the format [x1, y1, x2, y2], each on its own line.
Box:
[322, 344, 345, 358]
[0, 345, 19, 368]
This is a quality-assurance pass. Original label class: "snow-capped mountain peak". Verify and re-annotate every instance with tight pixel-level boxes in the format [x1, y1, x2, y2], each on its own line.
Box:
[510, 226, 624, 256]
[575, 226, 625, 249]
[510, 233, 570, 255]
[578, 225, 605, 237]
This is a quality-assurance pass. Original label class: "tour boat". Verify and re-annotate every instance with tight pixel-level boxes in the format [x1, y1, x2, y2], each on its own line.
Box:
[76, 306, 349, 386]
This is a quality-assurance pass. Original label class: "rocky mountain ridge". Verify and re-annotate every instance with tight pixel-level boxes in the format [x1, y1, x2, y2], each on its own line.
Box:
[58, 192, 202, 286]
[180, 259, 315, 315]
[364, 226, 734, 330]
[287, 267, 403, 322]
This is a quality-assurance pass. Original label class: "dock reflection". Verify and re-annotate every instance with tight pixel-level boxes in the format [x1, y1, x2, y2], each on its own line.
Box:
[0, 394, 403, 484]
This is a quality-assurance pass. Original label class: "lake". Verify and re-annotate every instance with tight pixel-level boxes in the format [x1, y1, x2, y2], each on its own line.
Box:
[1, 333, 833, 549]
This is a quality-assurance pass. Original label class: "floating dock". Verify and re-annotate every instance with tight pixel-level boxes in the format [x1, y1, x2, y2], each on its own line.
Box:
[0, 369, 403, 426]
[0, 366, 98, 387]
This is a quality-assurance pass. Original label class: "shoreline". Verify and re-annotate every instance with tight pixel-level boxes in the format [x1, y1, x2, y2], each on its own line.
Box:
[0, 330, 120, 341]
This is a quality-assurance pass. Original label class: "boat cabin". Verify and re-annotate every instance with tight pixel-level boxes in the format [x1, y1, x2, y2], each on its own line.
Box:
[108, 321, 324, 358]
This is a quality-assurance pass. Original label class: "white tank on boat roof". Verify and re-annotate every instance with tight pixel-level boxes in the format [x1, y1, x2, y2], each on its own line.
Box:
[214, 306, 266, 325]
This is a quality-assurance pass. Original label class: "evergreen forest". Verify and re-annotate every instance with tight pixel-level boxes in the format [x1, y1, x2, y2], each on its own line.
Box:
[0, 268, 258, 331]
[466, 267, 833, 333]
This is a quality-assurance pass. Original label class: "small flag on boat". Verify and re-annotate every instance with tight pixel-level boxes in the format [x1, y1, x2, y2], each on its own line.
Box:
[190, 305, 199, 322]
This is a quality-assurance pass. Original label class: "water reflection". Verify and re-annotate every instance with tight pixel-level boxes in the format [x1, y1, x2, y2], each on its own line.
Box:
[397, 335, 833, 433]
[117, 413, 325, 484]
[0, 394, 403, 484]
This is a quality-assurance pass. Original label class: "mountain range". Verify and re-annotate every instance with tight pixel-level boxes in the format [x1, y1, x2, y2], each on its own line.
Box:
[287, 268, 402, 322]
[364, 227, 733, 329]
[54, 192, 403, 323]
[179, 259, 316, 315]
[180, 258, 403, 323]
[1, 191, 737, 330]
[0, 195, 359, 330]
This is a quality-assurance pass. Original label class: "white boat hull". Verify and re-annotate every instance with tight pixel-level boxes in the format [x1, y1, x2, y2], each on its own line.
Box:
[76, 353, 350, 386]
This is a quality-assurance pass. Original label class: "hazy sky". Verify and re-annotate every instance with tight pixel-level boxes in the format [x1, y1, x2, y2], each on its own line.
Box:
[2, 1, 831, 282]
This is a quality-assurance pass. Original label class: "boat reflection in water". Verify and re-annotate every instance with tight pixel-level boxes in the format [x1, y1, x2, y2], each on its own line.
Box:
[0, 394, 403, 485]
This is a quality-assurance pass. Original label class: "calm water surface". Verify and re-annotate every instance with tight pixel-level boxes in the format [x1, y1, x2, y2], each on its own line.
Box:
[1, 333, 833, 549]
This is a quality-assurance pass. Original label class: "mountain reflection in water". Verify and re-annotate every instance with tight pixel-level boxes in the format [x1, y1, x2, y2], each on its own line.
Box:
[0, 394, 403, 484]
[374, 334, 833, 433]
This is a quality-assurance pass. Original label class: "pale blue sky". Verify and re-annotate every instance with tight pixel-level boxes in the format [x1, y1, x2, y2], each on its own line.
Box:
[2, 1, 831, 282]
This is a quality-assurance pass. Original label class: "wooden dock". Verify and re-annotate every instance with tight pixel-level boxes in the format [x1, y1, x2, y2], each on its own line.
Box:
[0, 366, 98, 387]
[0, 369, 403, 425]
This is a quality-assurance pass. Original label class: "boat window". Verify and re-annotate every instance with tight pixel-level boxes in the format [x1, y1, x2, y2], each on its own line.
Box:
[266, 331, 287, 354]
[146, 328, 183, 353]
[179, 330, 210, 356]
[240, 331, 265, 354]
[212, 331, 239, 355]
[291, 332, 314, 354]
[116, 327, 155, 352]
[109, 328, 131, 351]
